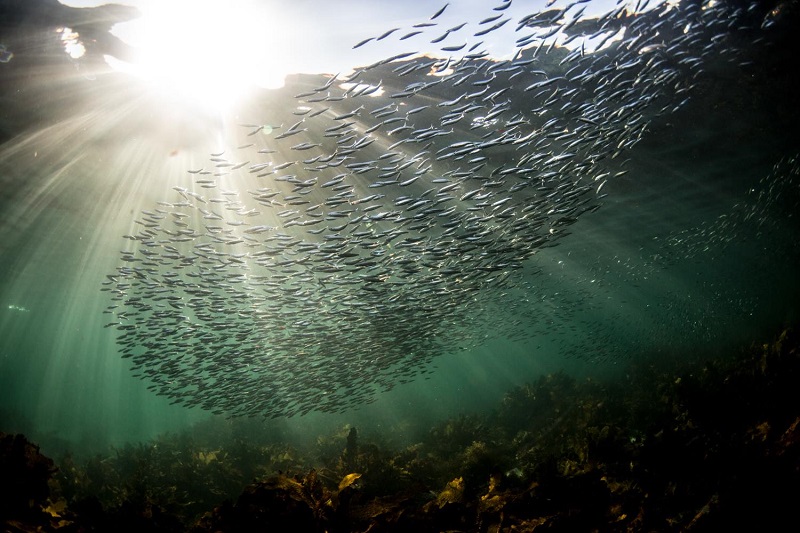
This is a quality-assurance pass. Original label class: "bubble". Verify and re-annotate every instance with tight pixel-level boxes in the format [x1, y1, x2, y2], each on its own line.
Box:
[0, 44, 14, 64]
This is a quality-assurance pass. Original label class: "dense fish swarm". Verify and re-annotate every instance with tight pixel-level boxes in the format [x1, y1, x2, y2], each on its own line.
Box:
[102, 0, 782, 417]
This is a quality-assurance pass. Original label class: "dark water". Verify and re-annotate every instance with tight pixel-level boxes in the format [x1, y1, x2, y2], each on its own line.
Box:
[0, 0, 798, 461]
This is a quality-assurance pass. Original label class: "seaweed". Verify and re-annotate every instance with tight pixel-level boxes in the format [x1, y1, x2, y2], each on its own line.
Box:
[2, 325, 799, 532]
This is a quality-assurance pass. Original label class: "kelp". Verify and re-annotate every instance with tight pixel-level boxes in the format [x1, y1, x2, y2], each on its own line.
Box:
[2, 325, 799, 532]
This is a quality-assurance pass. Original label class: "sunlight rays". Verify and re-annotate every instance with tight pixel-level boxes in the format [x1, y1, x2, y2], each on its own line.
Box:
[109, 0, 293, 113]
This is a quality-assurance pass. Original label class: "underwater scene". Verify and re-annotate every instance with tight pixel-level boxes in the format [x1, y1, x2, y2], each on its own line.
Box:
[1, 0, 799, 530]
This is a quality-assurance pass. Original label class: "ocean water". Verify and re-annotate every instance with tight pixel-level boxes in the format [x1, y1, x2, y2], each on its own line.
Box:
[0, 0, 797, 464]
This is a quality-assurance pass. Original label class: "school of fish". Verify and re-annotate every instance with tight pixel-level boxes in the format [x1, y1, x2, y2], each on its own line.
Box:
[101, 0, 784, 417]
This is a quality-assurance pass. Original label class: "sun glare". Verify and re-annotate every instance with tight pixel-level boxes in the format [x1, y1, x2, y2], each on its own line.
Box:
[111, 0, 291, 112]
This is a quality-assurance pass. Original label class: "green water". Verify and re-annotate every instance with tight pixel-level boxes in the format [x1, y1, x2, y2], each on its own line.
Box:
[0, 0, 798, 459]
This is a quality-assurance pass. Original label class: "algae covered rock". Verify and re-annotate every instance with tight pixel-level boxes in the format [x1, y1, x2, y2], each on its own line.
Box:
[0, 432, 56, 522]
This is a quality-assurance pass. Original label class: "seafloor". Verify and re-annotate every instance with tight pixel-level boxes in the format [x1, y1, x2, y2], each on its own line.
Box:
[2, 325, 800, 532]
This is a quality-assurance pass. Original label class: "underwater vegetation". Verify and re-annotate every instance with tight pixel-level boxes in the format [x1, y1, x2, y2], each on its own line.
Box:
[2, 325, 800, 532]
